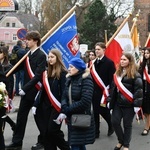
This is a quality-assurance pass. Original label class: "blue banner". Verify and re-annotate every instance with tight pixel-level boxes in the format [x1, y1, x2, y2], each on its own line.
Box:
[41, 12, 80, 68]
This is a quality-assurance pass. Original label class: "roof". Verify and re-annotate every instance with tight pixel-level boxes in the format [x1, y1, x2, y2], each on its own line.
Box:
[4, 12, 40, 31]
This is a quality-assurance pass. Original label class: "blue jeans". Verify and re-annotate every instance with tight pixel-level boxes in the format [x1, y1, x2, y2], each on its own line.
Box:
[71, 145, 86, 150]
[15, 70, 24, 94]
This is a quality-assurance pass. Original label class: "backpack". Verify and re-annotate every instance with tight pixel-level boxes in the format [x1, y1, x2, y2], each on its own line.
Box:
[9, 49, 19, 66]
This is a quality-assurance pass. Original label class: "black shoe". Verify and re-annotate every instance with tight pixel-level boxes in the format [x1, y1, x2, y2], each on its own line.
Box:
[5, 142, 22, 150]
[114, 145, 122, 150]
[107, 127, 114, 136]
[31, 143, 44, 150]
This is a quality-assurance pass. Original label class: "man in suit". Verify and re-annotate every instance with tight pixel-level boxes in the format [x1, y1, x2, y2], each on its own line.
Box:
[90, 42, 115, 138]
[6, 31, 47, 150]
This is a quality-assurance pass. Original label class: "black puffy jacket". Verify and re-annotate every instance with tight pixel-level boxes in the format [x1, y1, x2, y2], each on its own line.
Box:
[61, 70, 95, 145]
[108, 73, 143, 109]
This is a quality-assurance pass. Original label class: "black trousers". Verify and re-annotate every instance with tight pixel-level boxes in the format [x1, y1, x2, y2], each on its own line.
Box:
[93, 106, 112, 135]
[0, 107, 6, 149]
[35, 101, 70, 150]
[111, 104, 135, 148]
[12, 96, 34, 144]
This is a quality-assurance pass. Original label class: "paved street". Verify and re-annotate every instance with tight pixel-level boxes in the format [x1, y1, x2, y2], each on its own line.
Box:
[4, 96, 150, 150]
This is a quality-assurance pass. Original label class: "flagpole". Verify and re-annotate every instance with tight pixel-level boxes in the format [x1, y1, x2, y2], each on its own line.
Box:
[6, 4, 79, 77]
[106, 13, 132, 47]
[145, 33, 150, 47]
[131, 10, 140, 37]
[104, 30, 108, 44]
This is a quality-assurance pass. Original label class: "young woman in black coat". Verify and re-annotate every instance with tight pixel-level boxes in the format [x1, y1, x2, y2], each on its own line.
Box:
[138, 47, 150, 136]
[107, 53, 143, 150]
[34, 49, 70, 150]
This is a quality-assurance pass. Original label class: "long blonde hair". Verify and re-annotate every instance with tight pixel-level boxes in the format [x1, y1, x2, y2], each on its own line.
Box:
[116, 52, 138, 78]
[47, 49, 67, 79]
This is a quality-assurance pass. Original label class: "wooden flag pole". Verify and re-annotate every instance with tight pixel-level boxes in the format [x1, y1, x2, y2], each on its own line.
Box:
[106, 13, 132, 48]
[130, 11, 140, 37]
[6, 4, 79, 77]
[145, 33, 150, 47]
[104, 30, 108, 44]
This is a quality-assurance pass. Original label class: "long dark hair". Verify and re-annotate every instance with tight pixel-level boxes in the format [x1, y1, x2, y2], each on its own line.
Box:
[139, 47, 150, 74]
[0, 46, 9, 65]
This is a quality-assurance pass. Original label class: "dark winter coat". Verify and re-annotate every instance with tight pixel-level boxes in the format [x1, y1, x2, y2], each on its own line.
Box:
[107, 73, 143, 109]
[1, 63, 14, 99]
[61, 70, 95, 145]
[92, 56, 115, 112]
[139, 60, 150, 114]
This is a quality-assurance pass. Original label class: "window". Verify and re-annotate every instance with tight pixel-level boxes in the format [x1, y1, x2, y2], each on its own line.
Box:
[12, 34, 17, 41]
[6, 22, 10, 27]
[12, 23, 15, 27]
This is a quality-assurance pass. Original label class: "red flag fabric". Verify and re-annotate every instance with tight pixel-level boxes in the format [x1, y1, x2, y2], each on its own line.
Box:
[105, 22, 134, 66]
[145, 34, 150, 47]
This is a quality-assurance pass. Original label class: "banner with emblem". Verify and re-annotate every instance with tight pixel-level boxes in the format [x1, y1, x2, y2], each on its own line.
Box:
[41, 12, 80, 68]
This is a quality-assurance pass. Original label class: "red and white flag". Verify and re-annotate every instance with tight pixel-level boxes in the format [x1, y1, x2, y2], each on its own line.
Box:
[105, 22, 134, 67]
[145, 33, 150, 47]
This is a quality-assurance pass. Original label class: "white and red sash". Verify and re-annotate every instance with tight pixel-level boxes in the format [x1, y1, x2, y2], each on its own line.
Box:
[90, 61, 109, 106]
[143, 65, 150, 83]
[25, 57, 42, 90]
[113, 74, 133, 102]
[114, 74, 143, 121]
[42, 71, 61, 112]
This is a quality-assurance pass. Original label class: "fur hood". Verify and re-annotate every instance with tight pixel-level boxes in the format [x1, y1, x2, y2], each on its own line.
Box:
[66, 68, 91, 79]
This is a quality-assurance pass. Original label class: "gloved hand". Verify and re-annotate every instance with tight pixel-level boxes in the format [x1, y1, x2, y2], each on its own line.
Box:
[19, 89, 25, 96]
[53, 113, 67, 124]
[32, 106, 37, 115]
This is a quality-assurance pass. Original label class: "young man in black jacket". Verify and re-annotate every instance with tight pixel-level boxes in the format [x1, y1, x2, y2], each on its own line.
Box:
[6, 31, 47, 150]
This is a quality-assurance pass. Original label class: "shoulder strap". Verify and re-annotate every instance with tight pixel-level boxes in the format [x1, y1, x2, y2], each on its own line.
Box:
[69, 83, 72, 105]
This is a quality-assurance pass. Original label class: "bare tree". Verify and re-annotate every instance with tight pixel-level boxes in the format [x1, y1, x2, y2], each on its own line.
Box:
[102, 0, 134, 17]
[18, 0, 33, 14]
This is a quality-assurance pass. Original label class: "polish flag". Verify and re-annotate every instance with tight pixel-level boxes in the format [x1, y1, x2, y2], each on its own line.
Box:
[145, 33, 150, 47]
[105, 22, 134, 67]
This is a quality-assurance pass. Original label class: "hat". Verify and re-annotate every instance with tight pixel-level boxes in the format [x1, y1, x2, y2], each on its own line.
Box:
[69, 57, 86, 71]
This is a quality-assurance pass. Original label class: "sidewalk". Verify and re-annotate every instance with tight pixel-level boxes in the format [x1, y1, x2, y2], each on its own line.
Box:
[4, 96, 150, 150]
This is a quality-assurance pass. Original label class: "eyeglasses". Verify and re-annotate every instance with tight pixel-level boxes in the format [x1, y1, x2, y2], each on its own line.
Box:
[95, 49, 101, 50]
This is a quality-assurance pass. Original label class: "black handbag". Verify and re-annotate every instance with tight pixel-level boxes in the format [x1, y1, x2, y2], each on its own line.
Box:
[71, 114, 91, 128]
[69, 84, 91, 128]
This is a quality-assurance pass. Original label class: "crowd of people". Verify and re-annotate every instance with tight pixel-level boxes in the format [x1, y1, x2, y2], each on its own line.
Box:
[0, 30, 149, 150]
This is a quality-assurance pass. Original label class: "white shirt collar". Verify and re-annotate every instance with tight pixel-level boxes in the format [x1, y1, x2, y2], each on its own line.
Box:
[30, 47, 39, 55]
[98, 55, 104, 60]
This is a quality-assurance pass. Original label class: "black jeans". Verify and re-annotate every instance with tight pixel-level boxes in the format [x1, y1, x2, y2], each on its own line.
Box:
[0, 107, 6, 149]
[111, 104, 135, 148]
[94, 106, 112, 135]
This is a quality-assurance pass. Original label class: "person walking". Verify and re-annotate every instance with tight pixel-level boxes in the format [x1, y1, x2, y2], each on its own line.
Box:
[11, 40, 27, 96]
[0, 46, 16, 132]
[5, 31, 47, 150]
[107, 52, 143, 150]
[32, 49, 70, 150]
[90, 42, 115, 138]
[0, 46, 16, 150]
[139, 47, 150, 136]
[58, 57, 95, 150]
